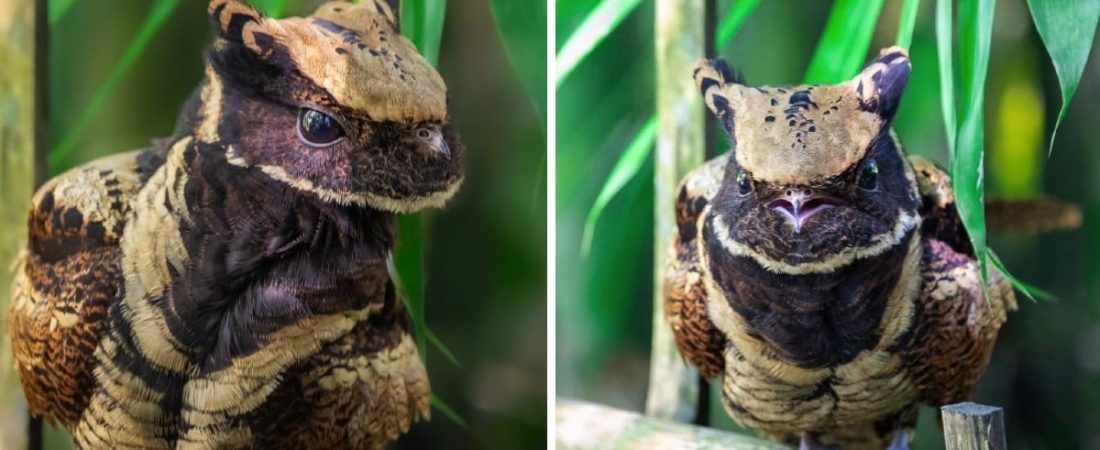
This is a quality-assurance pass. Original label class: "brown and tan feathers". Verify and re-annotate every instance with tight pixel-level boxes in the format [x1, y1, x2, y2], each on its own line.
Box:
[901, 156, 1018, 405]
[668, 46, 1026, 450]
[693, 47, 910, 185]
[894, 239, 1016, 407]
[664, 155, 730, 379]
[209, 0, 448, 123]
[8, 151, 143, 427]
[249, 299, 430, 449]
[986, 196, 1082, 234]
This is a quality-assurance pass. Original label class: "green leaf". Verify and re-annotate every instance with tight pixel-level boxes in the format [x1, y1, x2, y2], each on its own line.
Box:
[489, 0, 548, 121]
[990, 251, 1055, 302]
[935, 0, 956, 155]
[556, 0, 645, 88]
[49, 0, 183, 169]
[426, 328, 460, 368]
[430, 394, 469, 429]
[250, 0, 290, 18]
[581, 117, 656, 256]
[804, 0, 886, 83]
[716, 0, 762, 50]
[394, 214, 428, 354]
[896, 0, 921, 49]
[401, 0, 448, 65]
[49, 0, 80, 26]
[395, 0, 458, 371]
[1025, 0, 1100, 155]
[953, 0, 996, 285]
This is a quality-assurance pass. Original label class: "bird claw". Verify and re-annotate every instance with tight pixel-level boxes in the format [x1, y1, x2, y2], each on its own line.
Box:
[885, 430, 910, 450]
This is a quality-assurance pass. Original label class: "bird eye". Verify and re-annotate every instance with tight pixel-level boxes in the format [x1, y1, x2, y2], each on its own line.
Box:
[735, 169, 753, 196]
[416, 127, 434, 140]
[858, 159, 879, 190]
[297, 108, 345, 147]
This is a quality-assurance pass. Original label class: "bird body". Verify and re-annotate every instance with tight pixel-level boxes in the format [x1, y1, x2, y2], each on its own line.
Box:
[8, 1, 462, 448]
[665, 47, 1023, 450]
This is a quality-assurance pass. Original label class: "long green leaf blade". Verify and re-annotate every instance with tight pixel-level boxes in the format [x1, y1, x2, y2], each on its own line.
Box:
[391, 13, 468, 436]
[896, 0, 921, 49]
[555, 0, 645, 88]
[1025, 0, 1100, 155]
[401, 0, 448, 65]
[804, 0, 886, 83]
[396, 1, 458, 371]
[990, 251, 1055, 302]
[49, 0, 183, 169]
[936, 0, 956, 156]
[49, 0, 80, 26]
[489, 0, 548, 121]
[394, 214, 429, 356]
[430, 394, 469, 429]
[953, 0, 996, 285]
[716, 0, 762, 49]
[581, 117, 656, 256]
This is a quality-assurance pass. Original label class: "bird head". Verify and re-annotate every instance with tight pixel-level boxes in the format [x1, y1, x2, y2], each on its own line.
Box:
[192, 0, 463, 213]
[695, 47, 921, 275]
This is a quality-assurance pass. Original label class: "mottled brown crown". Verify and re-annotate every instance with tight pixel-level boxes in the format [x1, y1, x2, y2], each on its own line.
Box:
[209, 0, 448, 123]
[694, 47, 910, 185]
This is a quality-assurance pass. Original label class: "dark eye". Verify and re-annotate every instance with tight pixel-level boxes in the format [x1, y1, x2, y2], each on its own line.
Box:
[858, 159, 879, 190]
[735, 169, 753, 196]
[297, 108, 345, 146]
[416, 127, 433, 140]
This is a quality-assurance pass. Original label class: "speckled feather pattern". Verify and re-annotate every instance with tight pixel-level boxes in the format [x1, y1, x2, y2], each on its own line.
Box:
[8, 1, 459, 448]
[665, 47, 1017, 450]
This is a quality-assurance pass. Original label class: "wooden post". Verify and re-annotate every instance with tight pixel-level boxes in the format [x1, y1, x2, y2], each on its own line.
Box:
[557, 399, 791, 450]
[0, 0, 38, 449]
[942, 402, 1007, 450]
[647, 0, 707, 422]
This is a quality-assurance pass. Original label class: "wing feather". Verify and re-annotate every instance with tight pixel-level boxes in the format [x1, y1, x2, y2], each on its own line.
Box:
[663, 154, 729, 379]
[7, 152, 142, 426]
[899, 155, 1017, 405]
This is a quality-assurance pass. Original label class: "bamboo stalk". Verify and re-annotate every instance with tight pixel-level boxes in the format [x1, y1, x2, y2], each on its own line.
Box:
[0, 0, 37, 448]
[646, 0, 707, 422]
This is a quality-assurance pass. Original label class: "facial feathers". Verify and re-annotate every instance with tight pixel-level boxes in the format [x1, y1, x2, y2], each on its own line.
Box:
[694, 47, 911, 185]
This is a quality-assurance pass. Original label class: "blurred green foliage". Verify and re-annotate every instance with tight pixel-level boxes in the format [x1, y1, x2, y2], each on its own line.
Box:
[557, 0, 1100, 448]
[31, 0, 546, 449]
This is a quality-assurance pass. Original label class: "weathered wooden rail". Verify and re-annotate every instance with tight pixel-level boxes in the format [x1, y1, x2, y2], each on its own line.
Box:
[558, 399, 790, 450]
[557, 399, 1008, 450]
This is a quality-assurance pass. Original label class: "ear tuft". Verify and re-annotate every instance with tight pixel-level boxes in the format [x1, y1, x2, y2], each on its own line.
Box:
[209, 0, 264, 45]
[853, 46, 911, 121]
[380, 0, 401, 30]
[694, 58, 743, 136]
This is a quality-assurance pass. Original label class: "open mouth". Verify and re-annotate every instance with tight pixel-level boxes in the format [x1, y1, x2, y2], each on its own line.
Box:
[767, 194, 843, 233]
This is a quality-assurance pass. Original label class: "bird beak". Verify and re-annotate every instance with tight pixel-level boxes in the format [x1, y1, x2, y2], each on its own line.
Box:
[434, 137, 451, 159]
[766, 189, 841, 233]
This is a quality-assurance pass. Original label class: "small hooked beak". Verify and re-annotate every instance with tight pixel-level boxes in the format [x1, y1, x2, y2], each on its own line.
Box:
[766, 189, 842, 233]
[436, 139, 451, 158]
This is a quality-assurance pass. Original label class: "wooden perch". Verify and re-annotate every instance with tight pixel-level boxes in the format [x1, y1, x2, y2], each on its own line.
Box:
[557, 399, 791, 450]
[942, 402, 1006, 450]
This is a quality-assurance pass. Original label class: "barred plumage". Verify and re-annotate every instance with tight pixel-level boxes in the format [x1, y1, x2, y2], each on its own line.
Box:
[664, 47, 1038, 450]
[8, 1, 461, 448]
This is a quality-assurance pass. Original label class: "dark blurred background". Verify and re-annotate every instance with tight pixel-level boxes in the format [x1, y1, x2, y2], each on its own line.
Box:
[0, 1, 547, 449]
[556, 1, 1100, 449]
